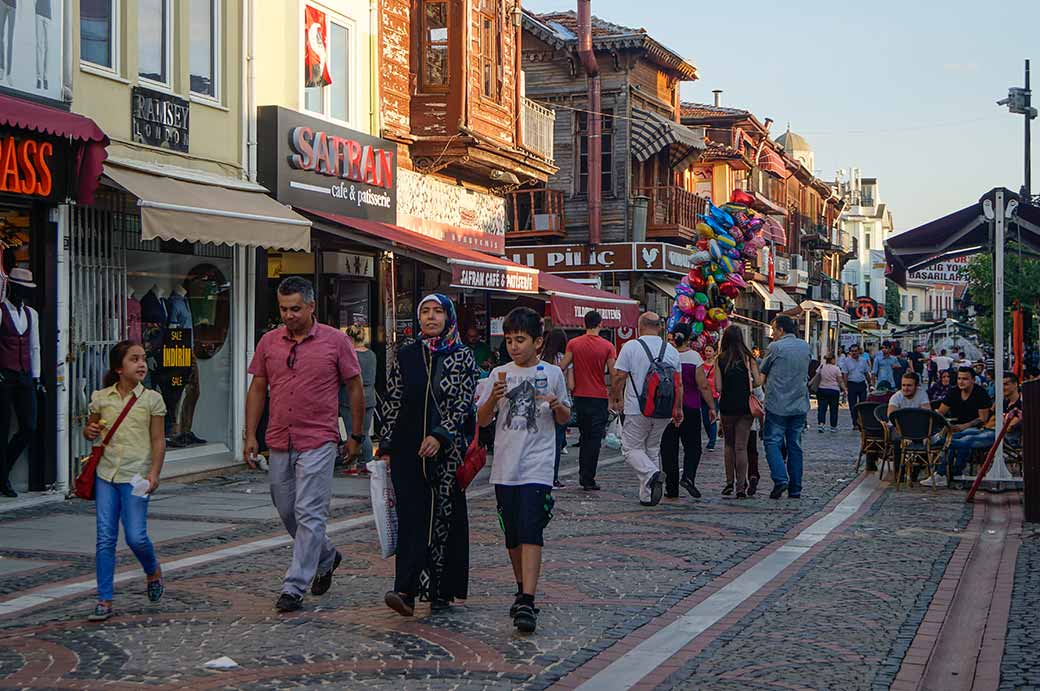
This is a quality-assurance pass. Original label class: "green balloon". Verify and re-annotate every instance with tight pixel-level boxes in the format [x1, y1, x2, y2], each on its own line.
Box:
[691, 321, 704, 336]
[694, 292, 708, 305]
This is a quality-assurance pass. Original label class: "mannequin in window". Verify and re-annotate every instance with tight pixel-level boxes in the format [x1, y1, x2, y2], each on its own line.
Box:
[0, 269, 42, 498]
[127, 287, 142, 344]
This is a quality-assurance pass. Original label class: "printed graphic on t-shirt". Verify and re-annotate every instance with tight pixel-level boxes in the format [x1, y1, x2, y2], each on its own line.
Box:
[505, 380, 539, 432]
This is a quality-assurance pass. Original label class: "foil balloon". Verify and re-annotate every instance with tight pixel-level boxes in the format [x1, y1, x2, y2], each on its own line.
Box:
[696, 222, 715, 239]
[742, 243, 759, 259]
[687, 272, 706, 290]
[713, 270, 727, 283]
[677, 294, 696, 315]
[708, 203, 735, 228]
[733, 260, 745, 274]
[701, 214, 727, 235]
[730, 189, 755, 206]
[708, 240, 722, 261]
[728, 273, 748, 288]
[679, 315, 693, 325]
[675, 280, 694, 298]
[694, 292, 708, 305]
[692, 304, 707, 321]
[726, 247, 742, 260]
[719, 281, 740, 298]
[703, 317, 720, 332]
[708, 307, 727, 322]
[746, 217, 764, 232]
[696, 239, 710, 251]
[690, 250, 711, 266]
[715, 232, 737, 249]
[719, 256, 735, 274]
[691, 322, 704, 337]
[667, 311, 681, 332]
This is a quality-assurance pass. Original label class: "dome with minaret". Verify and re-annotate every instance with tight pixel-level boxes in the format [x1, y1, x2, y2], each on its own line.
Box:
[775, 127, 814, 173]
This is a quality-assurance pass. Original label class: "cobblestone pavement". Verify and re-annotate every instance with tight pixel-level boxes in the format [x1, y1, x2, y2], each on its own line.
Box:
[0, 419, 1030, 690]
[1002, 522, 1040, 691]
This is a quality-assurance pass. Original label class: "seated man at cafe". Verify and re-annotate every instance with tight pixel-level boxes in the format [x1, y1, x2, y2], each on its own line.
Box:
[921, 367, 993, 487]
[887, 372, 931, 417]
[947, 373, 1024, 458]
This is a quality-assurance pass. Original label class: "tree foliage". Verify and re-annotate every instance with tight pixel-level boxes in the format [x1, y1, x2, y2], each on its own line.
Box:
[885, 280, 902, 326]
[963, 245, 1040, 343]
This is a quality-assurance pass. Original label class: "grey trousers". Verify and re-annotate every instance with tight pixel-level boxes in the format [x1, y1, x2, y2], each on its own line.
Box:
[269, 442, 338, 596]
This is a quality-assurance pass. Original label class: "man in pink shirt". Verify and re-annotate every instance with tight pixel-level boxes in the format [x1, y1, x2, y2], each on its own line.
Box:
[560, 311, 616, 490]
[245, 277, 364, 612]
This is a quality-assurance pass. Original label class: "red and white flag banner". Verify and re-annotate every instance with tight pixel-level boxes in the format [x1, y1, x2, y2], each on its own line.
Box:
[304, 6, 332, 88]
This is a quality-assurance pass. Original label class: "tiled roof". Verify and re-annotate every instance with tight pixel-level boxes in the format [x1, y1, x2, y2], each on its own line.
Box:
[532, 10, 644, 39]
[680, 102, 750, 120]
[698, 140, 742, 163]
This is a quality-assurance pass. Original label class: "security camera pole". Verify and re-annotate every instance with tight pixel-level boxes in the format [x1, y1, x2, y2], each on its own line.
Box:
[997, 59, 1037, 199]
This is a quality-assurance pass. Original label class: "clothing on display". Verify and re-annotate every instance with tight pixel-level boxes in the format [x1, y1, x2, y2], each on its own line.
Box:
[127, 296, 142, 343]
[0, 274, 41, 497]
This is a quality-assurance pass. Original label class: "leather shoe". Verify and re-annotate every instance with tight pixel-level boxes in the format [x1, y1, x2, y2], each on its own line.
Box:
[769, 483, 788, 500]
[679, 477, 701, 498]
[275, 592, 303, 612]
[647, 471, 663, 506]
[581, 482, 601, 491]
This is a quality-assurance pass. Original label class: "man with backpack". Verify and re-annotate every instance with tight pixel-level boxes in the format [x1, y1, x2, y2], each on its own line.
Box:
[610, 313, 683, 507]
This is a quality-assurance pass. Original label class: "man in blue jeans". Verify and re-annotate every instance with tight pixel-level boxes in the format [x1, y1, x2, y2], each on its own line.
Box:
[760, 315, 811, 499]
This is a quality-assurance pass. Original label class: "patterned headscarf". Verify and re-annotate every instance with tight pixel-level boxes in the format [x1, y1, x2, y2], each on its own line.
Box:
[417, 293, 462, 354]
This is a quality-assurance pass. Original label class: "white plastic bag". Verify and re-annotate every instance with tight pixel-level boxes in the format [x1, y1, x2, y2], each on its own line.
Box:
[366, 460, 398, 559]
[604, 416, 622, 450]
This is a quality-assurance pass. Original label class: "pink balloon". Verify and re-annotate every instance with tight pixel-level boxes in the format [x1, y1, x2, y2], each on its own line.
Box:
[693, 304, 707, 321]
[728, 273, 748, 288]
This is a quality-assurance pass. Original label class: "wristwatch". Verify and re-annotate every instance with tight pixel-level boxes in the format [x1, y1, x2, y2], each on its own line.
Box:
[350, 433, 366, 444]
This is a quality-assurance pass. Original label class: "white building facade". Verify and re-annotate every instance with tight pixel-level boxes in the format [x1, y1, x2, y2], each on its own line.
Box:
[838, 171, 893, 305]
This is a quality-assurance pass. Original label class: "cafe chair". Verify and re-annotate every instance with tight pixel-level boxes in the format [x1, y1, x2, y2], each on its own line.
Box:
[873, 405, 896, 481]
[889, 409, 952, 490]
[854, 402, 886, 474]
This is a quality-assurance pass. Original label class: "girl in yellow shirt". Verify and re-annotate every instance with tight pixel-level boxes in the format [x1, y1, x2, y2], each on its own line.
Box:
[82, 341, 167, 622]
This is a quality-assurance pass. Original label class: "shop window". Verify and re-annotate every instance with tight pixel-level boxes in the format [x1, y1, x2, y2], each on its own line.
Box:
[421, 0, 450, 92]
[189, 0, 219, 99]
[138, 0, 171, 85]
[577, 108, 614, 197]
[304, 12, 352, 123]
[81, 0, 119, 70]
[478, 0, 501, 101]
[130, 247, 233, 449]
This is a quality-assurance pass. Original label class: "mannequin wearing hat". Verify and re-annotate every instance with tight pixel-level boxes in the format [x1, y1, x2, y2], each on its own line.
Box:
[0, 268, 42, 498]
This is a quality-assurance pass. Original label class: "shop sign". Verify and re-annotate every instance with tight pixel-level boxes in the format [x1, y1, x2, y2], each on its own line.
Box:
[257, 106, 397, 224]
[907, 256, 969, 284]
[450, 263, 538, 293]
[509, 243, 692, 275]
[322, 251, 375, 278]
[132, 87, 190, 153]
[0, 132, 67, 202]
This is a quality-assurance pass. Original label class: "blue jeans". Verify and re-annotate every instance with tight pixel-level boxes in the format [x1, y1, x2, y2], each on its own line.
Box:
[95, 477, 159, 602]
[763, 412, 807, 495]
[943, 429, 995, 477]
[701, 400, 718, 448]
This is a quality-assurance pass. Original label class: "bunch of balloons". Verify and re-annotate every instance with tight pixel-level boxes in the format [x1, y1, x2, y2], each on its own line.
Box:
[667, 189, 769, 351]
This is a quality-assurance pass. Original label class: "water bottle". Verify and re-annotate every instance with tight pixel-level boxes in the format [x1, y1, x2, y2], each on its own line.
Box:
[535, 365, 549, 409]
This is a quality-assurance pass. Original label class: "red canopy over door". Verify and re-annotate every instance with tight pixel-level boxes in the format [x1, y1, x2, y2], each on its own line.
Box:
[539, 272, 640, 329]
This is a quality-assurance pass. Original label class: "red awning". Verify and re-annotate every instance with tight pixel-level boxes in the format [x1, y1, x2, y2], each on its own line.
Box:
[0, 94, 109, 205]
[538, 272, 640, 329]
[757, 147, 787, 177]
[305, 210, 540, 293]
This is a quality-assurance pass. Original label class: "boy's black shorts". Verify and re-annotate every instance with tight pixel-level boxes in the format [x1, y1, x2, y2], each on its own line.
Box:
[495, 484, 554, 549]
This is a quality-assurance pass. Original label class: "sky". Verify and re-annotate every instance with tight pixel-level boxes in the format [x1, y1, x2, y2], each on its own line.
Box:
[523, 0, 1040, 232]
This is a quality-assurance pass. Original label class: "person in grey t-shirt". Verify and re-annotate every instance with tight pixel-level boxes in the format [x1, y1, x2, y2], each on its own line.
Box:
[760, 315, 811, 500]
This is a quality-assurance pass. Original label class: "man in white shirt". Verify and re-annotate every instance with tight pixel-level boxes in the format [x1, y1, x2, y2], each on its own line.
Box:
[932, 349, 953, 375]
[610, 313, 682, 507]
[0, 268, 43, 498]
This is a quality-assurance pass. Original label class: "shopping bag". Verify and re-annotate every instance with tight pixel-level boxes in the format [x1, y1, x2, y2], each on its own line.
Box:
[604, 416, 622, 450]
[366, 460, 398, 559]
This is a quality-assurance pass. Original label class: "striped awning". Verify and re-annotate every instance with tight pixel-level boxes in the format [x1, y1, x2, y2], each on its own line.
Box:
[758, 146, 787, 177]
[631, 108, 706, 170]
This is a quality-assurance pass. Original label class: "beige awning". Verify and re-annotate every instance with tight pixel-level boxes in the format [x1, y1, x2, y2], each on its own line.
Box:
[750, 280, 798, 311]
[646, 277, 679, 298]
[104, 164, 311, 251]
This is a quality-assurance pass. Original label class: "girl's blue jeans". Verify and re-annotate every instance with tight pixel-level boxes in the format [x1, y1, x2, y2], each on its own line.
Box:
[95, 477, 159, 601]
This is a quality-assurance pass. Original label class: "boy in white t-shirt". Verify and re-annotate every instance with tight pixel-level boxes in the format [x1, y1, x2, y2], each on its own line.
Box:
[477, 307, 570, 634]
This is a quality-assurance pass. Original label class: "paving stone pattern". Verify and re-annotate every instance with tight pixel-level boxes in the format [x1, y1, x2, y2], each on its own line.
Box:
[0, 424, 1011, 689]
[1001, 524, 1040, 690]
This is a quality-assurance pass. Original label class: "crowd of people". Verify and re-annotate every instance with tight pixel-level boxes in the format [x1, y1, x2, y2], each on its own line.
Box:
[78, 275, 1029, 636]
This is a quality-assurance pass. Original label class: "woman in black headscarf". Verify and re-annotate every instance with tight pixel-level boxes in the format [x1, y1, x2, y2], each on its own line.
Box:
[379, 294, 478, 615]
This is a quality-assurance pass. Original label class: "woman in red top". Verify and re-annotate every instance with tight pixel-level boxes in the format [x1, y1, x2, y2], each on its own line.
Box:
[700, 344, 720, 450]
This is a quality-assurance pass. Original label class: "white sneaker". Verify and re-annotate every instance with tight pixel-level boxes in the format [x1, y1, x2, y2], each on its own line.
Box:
[919, 472, 947, 488]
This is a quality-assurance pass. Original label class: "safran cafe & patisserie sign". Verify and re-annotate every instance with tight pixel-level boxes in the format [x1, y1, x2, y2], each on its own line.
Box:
[257, 106, 397, 224]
